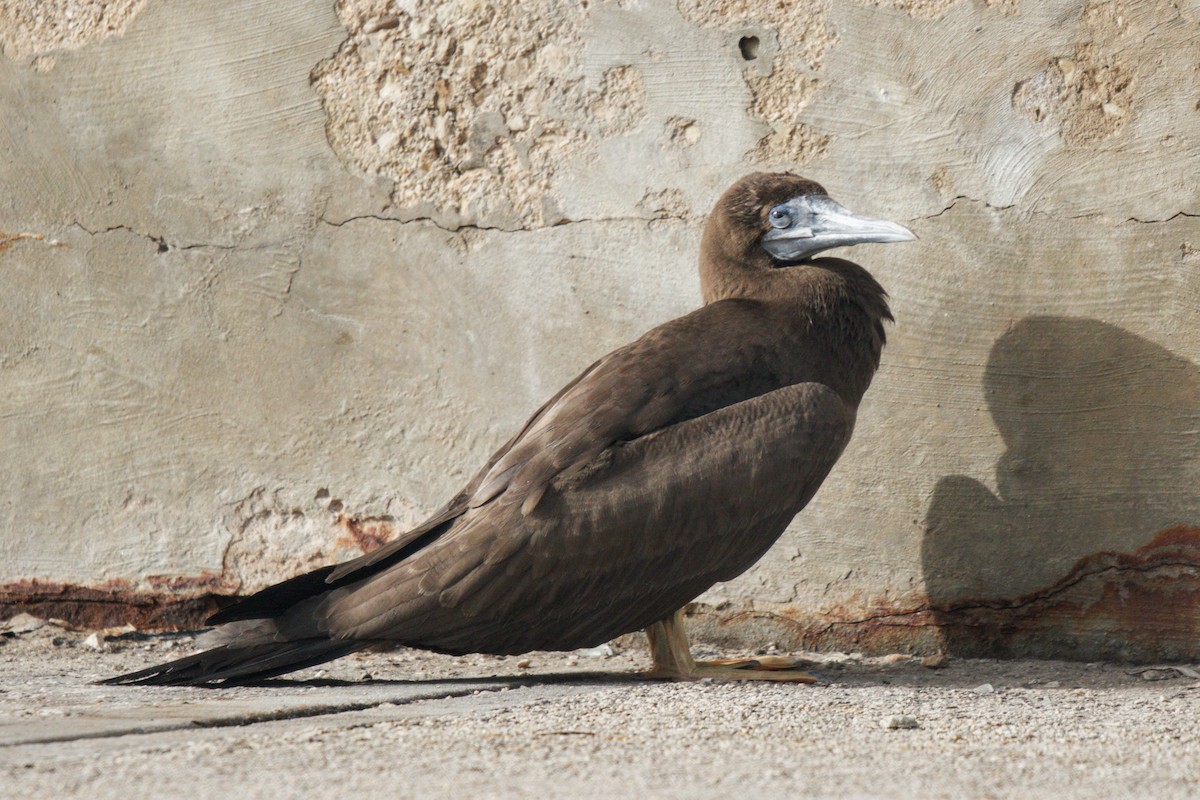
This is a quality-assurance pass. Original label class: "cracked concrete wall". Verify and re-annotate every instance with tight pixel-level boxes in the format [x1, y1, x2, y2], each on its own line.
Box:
[1, 0, 1198, 660]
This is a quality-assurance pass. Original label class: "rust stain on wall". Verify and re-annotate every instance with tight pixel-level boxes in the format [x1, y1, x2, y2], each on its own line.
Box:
[333, 513, 396, 554]
[1, 509, 400, 632]
[688, 526, 1200, 663]
[0, 578, 226, 632]
[0, 231, 47, 253]
[926, 525, 1200, 662]
[684, 592, 941, 658]
[5, 525, 1198, 662]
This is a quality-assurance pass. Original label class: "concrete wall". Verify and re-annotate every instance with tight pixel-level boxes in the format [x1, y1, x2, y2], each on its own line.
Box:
[2, 0, 1198, 661]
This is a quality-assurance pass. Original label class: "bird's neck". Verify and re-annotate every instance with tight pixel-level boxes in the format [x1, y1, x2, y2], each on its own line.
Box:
[792, 259, 891, 406]
[699, 224, 774, 304]
[702, 252, 891, 406]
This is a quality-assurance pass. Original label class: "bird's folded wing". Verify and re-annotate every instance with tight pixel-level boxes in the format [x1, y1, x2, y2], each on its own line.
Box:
[468, 299, 768, 515]
[322, 354, 614, 584]
[327, 298, 766, 586]
[322, 382, 855, 650]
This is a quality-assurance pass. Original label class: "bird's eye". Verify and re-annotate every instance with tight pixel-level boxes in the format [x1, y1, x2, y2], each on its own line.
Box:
[768, 206, 792, 229]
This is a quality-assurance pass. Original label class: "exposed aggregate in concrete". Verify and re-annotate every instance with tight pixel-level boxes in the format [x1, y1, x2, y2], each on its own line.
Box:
[1012, 1, 1138, 145]
[678, 0, 834, 165]
[313, 0, 598, 228]
[0, 0, 146, 68]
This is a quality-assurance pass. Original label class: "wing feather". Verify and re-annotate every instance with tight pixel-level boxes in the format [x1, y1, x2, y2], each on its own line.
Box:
[327, 299, 775, 586]
[469, 298, 773, 514]
[326, 382, 854, 653]
[322, 355, 615, 584]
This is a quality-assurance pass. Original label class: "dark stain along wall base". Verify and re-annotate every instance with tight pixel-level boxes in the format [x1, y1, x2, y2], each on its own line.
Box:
[1, 578, 227, 632]
[10, 524, 1196, 664]
[684, 526, 1200, 664]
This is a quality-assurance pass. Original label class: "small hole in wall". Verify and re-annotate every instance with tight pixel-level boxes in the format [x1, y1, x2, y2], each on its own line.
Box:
[738, 36, 759, 61]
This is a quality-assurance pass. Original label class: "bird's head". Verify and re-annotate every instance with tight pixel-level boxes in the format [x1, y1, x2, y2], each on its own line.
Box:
[704, 172, 917, 270]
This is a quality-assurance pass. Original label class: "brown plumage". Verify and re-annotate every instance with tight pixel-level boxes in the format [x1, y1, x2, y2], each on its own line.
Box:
[104, 173, 915, 686]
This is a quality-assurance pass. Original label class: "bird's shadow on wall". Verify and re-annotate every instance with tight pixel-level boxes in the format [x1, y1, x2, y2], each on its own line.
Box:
[921, 316, 1200, 660]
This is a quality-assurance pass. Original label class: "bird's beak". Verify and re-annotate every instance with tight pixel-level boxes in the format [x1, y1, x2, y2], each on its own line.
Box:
[761, 195, 918, 263]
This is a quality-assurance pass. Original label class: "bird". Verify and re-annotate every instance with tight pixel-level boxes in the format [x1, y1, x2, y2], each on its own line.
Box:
[103, 172, 916, 687]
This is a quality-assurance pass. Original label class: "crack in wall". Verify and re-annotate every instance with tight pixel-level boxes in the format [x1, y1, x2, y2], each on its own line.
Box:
[62, 200, 1191, 255]
[72, 222, 239, 253]
[914, 195, 1016, 221]
[914, 195, 1198, 225]
[317, 211, 689, 234]
[1125, 211, 1199, 225]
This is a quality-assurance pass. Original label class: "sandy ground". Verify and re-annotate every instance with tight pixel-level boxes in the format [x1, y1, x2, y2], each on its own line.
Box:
[2, 616, 1199, 799]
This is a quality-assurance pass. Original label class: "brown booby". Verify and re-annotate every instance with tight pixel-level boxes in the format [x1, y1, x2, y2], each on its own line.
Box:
[104, 173, 915, 686]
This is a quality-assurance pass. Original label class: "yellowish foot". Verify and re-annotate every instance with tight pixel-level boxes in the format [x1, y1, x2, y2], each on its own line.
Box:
[640, 610, 821, 684]
[703, 655, 814, 670]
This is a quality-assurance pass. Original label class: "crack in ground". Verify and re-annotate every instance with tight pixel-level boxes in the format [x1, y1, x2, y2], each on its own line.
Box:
[2, 683, 507, 748]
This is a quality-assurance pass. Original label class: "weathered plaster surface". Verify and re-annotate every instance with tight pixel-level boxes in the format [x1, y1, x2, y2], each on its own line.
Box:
[1, 0, 1198, 660]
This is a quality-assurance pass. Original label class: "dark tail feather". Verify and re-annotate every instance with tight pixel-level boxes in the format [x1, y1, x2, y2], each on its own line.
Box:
[207, 566, 337, 625]
[97, 638, 371, 687]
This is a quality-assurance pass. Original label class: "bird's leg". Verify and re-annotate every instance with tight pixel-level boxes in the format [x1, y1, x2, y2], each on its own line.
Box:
[642, 609, 819, 683]
[644, 608, 698, 677]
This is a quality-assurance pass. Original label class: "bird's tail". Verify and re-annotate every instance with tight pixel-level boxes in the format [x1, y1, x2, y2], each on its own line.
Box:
[100, 540, 425, 687]
[98, 637, 370, 686]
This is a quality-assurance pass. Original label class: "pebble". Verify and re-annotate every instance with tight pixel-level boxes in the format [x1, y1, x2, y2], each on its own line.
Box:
[574, 644, 613, 658]
[972, 683, 995, 695]
[1, 613, 45, 635]
[516, 659, 531, 669]
[882, 714, 919, 730]
[922, 653, 948, 669]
